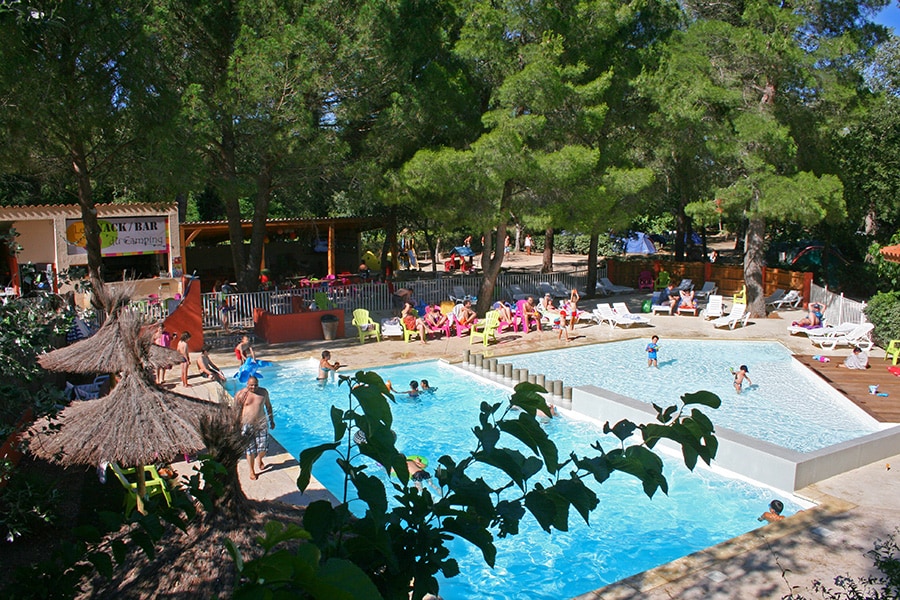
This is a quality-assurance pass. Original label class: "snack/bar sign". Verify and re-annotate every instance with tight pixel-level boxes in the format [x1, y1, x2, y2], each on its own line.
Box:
[66, 217, 169, 256]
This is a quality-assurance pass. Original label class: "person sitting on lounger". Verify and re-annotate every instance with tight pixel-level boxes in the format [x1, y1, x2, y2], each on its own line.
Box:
[840, 346, 869, 370]
[792, 302, 825, 327]
[679, 289, 696, 311]
[455, 299, 477, 327]
[539, 293, 556, 314]
[402, 302, 428, 344]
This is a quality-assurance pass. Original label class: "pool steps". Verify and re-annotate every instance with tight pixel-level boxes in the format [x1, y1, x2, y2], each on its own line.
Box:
[462, 351, 572, 408]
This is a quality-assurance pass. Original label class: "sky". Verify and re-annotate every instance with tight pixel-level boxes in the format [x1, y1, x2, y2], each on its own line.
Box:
[874, 1, 900, 31]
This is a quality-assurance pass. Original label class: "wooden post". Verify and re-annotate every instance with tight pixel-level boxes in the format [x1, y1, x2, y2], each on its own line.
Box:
[136, 463, 147, 515]
[328, 224, 335, 275]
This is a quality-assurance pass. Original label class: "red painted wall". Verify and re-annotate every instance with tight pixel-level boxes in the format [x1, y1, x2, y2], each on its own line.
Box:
[163, 277, 204, 352]
[254, 308, 345, 344]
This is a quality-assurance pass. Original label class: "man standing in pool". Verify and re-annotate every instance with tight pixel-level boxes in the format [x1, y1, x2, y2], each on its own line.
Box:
[235, 376, 275, 481]
[733, 365, 752, 394]
[646, 335, 660, 368]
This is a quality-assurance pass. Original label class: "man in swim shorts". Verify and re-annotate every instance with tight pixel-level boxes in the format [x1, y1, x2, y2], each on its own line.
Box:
[235, 376, 274, 480]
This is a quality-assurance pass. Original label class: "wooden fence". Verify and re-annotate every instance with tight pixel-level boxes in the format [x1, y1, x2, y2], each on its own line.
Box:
[605, 258, 813, 299]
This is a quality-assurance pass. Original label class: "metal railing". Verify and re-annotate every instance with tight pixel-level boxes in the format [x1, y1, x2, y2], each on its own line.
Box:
[194, 265, 606, 330]
[809, 283, 868, 325]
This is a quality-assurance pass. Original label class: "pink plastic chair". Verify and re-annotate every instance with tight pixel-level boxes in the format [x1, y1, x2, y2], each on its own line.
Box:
[514, 299, 540, 333]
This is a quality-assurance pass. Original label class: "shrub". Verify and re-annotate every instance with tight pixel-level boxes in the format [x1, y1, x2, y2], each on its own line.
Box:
[864, 291, 900, 347]
[0, 464, 62, 543]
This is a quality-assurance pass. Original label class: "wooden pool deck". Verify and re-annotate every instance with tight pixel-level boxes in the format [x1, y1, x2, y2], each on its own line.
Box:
[796, 355, 900, 423]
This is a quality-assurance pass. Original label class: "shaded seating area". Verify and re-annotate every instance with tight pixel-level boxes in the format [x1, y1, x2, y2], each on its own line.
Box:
[109, 462, 173, 517]
[65, 375, 112, 400]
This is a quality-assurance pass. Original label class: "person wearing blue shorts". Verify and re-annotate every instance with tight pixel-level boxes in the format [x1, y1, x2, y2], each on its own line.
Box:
[646, 335, 660, 368]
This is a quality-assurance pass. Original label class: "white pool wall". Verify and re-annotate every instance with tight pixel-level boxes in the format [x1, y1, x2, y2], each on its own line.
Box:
[572, 385, 900, 491]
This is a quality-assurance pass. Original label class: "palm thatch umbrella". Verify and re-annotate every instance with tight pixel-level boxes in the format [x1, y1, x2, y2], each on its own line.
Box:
[29, 376, 215, 466]
[32, 284, 211, 512]
[37, 303, 183, 376]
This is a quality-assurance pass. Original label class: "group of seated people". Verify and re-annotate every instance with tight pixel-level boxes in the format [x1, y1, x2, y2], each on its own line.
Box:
[655, 282, 696, 312]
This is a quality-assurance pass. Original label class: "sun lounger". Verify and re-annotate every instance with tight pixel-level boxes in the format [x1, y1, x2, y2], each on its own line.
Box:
[700, 295, 724, 320]
[809, 322, 874, 352]
[598, 277, 635, 294]
[771, 290, 802, 309]
[694, 281, 717, 301]
[787, 322, 855, 337]
[612, 302, 651, 326]
[711, 303, 748, 329]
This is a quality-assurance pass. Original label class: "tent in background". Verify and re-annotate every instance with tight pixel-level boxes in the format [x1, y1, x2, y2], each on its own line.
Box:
[622, 232, 657, 255]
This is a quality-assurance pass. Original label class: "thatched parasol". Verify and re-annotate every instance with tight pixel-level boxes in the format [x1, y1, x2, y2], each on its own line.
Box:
[29, 375, 217, 466]
[38, 305, 183, 376]
[32, 283, 209, 512]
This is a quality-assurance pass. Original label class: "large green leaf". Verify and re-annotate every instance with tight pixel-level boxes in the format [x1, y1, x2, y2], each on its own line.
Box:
[498, 413, 559, 473]
[523, 485, 570, 532]
[680, 390, 721, 409]
[297, 442, 340, 492]
[574, 452, 614, 484]
[603, 419, 638, 442]
[473, 422, 501, 452]
[553, 477, 599, 524]
[351, 471, 388, 515]
[331, 405, 347, 442]
[509, 382, 552, 417]
[493, 499, 526, 538]
[353, 383, 394, 428]
[309, 557, 384, 600]
[441, 514, 498, 567]
[607, 446, 668, 498]
[473, 448, 542, 490]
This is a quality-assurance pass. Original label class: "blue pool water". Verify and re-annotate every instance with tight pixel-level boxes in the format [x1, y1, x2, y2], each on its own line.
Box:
[253, 359, 805, 599]
[507, 339, 880, 452]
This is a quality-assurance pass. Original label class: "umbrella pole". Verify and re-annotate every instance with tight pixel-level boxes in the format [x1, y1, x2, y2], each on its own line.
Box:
[136, 463, 147, 515]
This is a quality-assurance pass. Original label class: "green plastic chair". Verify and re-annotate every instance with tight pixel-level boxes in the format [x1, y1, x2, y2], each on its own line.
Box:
[470, 310, 501, 347]
[884, 340, 900, 366]
[110, 463, 172, 516]
[351, 308, 381, 344]
[314, 291, 336, 310]
[654, 271, 670, 290]
[401, 308, 422, 343]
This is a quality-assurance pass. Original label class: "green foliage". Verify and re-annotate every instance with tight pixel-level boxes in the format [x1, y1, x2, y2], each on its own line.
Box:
[864, 292, 900, 347]
[868, 231, 900, 292]
[0, 464, 62, 543]
[0, 457, 220, 599]
[231, 372, 720, 600]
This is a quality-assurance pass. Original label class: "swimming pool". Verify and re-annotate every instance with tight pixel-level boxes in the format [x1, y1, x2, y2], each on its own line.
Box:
[505, 339, 880, 452]
[258, 359, 805, 599]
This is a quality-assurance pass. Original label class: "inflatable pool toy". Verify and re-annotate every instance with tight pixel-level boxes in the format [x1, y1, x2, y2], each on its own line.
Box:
[234, 357, 273, 382]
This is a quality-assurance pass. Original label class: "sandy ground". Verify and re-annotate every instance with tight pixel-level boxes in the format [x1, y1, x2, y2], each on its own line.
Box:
[171, 252, 900, 600]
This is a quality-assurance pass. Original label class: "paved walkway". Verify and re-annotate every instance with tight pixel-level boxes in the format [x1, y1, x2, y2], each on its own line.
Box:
[176, 294, 899, 599]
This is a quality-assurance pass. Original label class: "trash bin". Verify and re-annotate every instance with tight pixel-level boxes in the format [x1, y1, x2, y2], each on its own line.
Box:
[321, 314, 339, 340]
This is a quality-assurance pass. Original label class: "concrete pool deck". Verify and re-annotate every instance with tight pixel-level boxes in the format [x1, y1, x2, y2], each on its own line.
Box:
[175, 296, 900, 599]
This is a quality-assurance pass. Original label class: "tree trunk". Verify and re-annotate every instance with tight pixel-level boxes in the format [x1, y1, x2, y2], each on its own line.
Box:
[476, 183, 512, 315]
[219, 125, 246, 288]
[586, 233, 599, 298]
[71, 145, 104, 292]
[540, 227, 554, 274]
[238, 167, 273, 291]
[744, 214, 766, 317]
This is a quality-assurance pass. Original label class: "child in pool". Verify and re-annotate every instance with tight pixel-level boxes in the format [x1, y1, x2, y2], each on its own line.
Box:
[758, 499, 785, 523]
[733, 365, 751, 394]
[387, 380, 420, 398]
[646, 335, 660, 368]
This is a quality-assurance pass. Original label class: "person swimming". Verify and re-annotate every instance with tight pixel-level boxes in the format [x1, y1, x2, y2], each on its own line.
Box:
[318, 350, 342, 381]
[420, 379, 436, 393]
[387, 380, 420, 397]
[758, 499, 785, 523]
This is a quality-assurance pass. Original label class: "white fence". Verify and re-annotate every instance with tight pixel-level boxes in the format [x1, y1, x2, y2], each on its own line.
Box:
[808, 283, 868, 325]
[195, 266, 605, 330]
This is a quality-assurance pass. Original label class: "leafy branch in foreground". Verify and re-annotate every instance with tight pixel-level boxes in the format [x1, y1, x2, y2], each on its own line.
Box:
[230, 372, 721, 600]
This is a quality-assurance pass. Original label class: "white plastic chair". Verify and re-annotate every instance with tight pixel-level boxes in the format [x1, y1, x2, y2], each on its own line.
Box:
[700, 295, 724, 320]
[809, 322, 874, 351]
[712, 303, 746, 329]
[612, 302, 651, 326]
